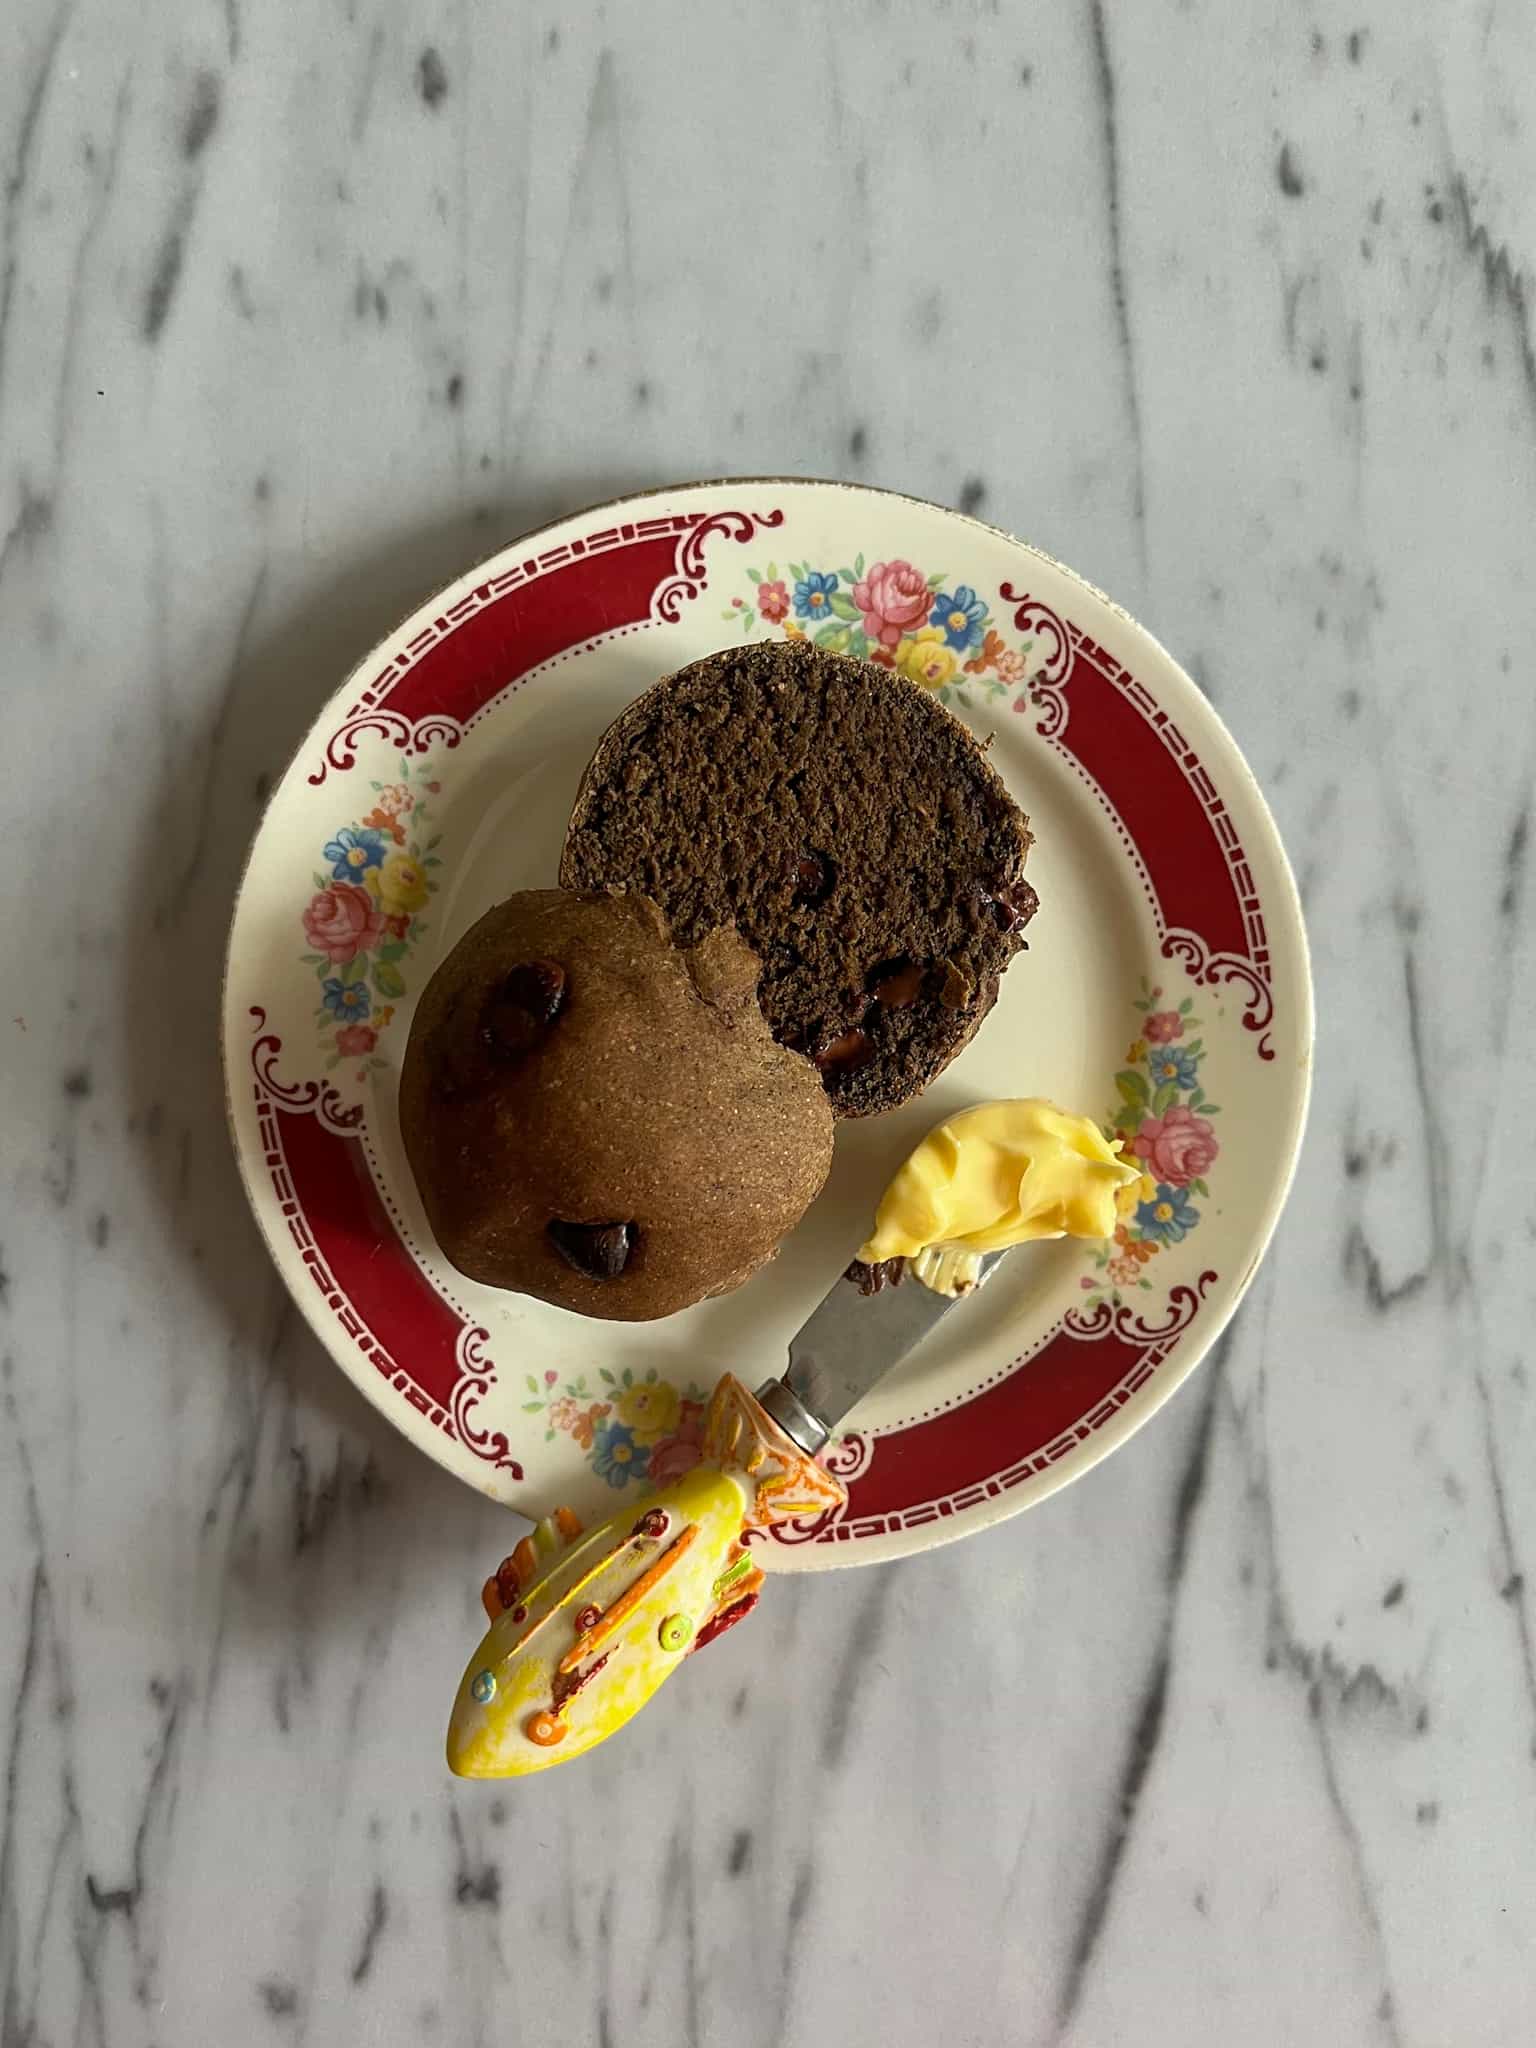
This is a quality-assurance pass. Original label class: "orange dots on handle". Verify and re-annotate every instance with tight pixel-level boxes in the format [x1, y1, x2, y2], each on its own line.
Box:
[524, 1710, 568, 1748]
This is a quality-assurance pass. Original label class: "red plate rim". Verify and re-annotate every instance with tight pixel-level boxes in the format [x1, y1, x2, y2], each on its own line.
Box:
[222, 478, 1313, 1567]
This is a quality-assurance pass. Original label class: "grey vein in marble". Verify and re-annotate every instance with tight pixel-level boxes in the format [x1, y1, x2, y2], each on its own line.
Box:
[2, 2, 1535, 2043]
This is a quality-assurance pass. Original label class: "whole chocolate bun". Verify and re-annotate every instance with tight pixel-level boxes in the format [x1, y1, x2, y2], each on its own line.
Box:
[399, 890, 833, 1321]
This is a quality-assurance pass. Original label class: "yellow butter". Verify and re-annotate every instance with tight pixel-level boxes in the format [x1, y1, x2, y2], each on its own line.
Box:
[858, 1099, 1138, 1295]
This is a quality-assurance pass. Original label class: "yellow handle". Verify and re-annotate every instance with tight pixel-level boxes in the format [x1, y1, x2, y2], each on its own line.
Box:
[445, 1374, 845, 1778]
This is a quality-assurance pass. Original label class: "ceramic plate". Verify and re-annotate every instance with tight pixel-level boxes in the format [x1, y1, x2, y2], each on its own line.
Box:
[223, 480, 1311, 1569]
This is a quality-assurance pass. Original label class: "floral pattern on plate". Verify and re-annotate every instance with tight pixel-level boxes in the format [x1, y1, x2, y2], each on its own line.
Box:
[725, 552, 1041, 709]
[1083, 980, 1223, 1310]
[299, 756, 444, 1076]
[522, 1364, 713, 1492]
[227, 483, 1307, 1560]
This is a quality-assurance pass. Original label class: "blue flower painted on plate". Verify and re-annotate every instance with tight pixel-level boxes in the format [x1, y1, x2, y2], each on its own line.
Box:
[591, 1419, 641, 1489]
[1135, 1185, 1199, 1244]
[1147, 1045, 1199, 1092]
[324, 825, 386, 881]
[322, 978, 371, 1020]
[929, 584, 987, 652]
[794, 569, 840, 620]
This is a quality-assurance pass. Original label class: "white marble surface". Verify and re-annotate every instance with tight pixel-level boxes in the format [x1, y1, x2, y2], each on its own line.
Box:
[2, 1, 1534, 2042]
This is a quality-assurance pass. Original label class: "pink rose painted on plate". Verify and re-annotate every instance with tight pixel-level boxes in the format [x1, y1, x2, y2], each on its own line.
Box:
[298, 757, 444, 1074]
[852, 559, 932, 648]
[1085, 982, 1224, 1311]
[1134, 1103, 1220, 1187]
[720, 546, 1041, 715]
[303, 882, 387, 963]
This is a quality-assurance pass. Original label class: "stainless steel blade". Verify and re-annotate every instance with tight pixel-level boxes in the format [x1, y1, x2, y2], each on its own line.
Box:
[754, 1250, 1010, 1455]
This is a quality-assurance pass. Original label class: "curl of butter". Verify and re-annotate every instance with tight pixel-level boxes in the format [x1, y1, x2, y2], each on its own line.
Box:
[857, 1099, 1140, 1296]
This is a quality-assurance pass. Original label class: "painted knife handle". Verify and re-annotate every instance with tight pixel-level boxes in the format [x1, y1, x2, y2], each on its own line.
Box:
[445, 1374, 847, 1777]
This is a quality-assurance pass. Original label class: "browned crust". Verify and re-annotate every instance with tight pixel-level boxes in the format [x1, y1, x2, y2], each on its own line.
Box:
[400, 890, 834, 1320]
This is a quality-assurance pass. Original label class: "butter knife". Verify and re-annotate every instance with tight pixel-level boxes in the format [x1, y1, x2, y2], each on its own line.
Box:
[446, 1250, 1007, 1777]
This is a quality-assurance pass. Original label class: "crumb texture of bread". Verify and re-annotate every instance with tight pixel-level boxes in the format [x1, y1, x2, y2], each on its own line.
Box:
[561, 642, 1037, 1115]
[399, 890, 833, 1320]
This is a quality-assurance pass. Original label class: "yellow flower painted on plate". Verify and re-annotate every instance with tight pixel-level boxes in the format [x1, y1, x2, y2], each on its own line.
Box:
[370, 852, 431, 914]
[1127, 1039, 1147, 1064]
[895, 627, 958, 691]
[615, 1379, 681, 1446]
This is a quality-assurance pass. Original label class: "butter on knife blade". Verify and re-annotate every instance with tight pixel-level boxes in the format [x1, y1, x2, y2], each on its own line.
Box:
[857, 1098, 1139, 1297]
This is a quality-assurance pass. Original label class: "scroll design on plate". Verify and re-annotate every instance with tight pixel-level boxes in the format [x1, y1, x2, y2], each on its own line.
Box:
[1160, 930, 1275, 1060]
[451, 1324, 525, 1479]
[1008, 616, 1279, 1066]
[247, 1012, 525, 1483]
[997, 584, 1073, 736]
[652, 508, 786, 623]
[821, 1431, 874, 1483]
[1063, 1270, 1216, 1342]
[249, 1009, 363, 1134]
[307, 709, 464, 788]
[816, 1272, 1222, 1548]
